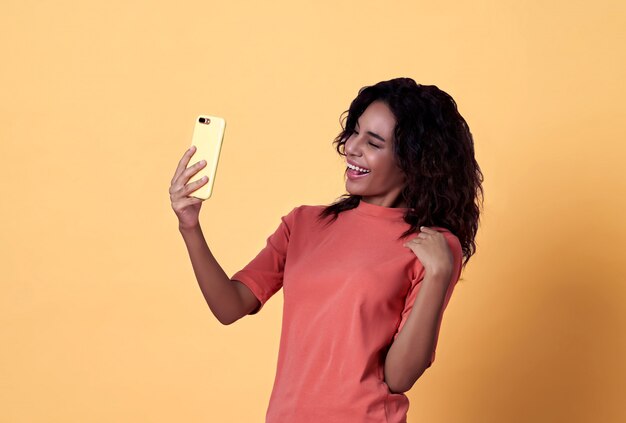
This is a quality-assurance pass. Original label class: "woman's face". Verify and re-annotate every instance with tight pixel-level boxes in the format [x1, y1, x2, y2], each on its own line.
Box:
[344, 100, 408, 208]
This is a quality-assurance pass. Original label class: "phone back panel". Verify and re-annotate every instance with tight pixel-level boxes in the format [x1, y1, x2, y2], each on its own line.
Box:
[187, 115, 226, 200]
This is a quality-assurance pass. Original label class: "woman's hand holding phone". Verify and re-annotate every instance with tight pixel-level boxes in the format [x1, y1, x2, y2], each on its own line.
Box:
[169, 145, 209, 230]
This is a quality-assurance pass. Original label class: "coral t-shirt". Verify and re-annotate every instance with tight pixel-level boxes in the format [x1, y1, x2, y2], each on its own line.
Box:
[231, 200, 463, 423]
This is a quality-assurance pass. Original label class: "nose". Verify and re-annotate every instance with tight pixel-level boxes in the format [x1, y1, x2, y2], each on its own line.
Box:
[344, 133, 362, 157]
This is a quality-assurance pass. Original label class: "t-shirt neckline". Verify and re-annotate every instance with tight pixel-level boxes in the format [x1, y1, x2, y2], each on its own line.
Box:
[354, 199, 410, 219]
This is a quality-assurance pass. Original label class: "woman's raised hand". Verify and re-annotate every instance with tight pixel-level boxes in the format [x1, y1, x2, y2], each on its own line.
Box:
[403, 226, 454, 284]
[169, 146, 209, 230]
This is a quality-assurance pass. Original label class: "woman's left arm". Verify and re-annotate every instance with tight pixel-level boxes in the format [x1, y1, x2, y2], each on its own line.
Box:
[384, 226, 455, 394]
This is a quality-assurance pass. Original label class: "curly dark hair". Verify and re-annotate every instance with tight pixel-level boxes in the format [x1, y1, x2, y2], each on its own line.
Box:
[316, 77, 484, 269]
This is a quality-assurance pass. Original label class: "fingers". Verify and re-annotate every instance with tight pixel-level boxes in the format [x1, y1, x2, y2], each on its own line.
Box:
[171, 146, 197, 185]
[404, 236, 421, 246]
[184, 175, 209, 196]
[413, 232, 430, 241]
[176, 160, 207, 189]
[404, 226, 436, 246]
[171, 151, 207, 195]
[170, 174, 209, 200]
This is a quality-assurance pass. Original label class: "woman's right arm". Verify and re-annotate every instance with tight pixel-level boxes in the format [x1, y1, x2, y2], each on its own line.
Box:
[170, 146, 260, 325]
[179, 224, 261, 324]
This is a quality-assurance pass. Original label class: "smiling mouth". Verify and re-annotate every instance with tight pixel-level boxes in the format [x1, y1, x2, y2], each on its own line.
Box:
[346, 163, 371, 174]
[346, 167, 371, 178]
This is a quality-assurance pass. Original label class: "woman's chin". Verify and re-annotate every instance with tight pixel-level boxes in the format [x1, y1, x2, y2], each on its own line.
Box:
[345, 181, 356, 193]
[345, 186, 364, 196]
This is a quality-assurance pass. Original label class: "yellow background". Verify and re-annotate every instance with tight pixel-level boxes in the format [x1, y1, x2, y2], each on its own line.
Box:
[1, 0, 625, 422]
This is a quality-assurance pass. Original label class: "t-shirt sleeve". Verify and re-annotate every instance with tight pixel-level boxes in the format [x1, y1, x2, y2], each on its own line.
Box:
[230, 206, 297, 315]
[392, 230, 464, 367]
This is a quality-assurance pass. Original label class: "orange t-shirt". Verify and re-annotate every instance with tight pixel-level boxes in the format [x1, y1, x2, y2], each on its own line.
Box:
[231, 200, 463, 423]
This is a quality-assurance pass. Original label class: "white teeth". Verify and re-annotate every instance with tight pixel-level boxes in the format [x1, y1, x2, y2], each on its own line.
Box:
[347, 163, 370, 173]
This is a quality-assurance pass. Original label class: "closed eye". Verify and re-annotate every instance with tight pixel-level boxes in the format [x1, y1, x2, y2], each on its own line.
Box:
[354, 129, 381, 149]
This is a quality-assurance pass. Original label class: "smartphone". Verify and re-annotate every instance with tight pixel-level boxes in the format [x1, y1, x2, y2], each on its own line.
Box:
[186, 115, 226, 200]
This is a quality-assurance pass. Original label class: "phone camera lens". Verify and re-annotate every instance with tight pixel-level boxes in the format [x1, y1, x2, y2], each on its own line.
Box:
[199, 117, 206, 123]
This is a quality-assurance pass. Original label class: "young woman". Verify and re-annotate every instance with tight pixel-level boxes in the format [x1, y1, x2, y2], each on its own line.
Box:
[169, 77, 484, 422]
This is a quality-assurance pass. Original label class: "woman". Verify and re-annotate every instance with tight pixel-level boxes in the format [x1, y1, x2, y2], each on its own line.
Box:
[169, 77, 484, 422]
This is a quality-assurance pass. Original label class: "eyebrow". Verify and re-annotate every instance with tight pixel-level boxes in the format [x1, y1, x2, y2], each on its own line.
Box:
[355, 121, 386, 143]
